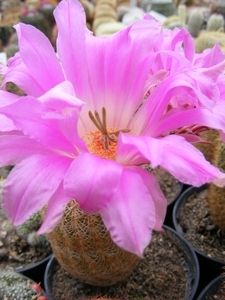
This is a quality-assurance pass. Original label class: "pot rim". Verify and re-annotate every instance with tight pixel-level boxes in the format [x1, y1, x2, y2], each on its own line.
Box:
[172, 184, 225, 265]
[197, 274, 225, 300]
[44, 225, 200, 300]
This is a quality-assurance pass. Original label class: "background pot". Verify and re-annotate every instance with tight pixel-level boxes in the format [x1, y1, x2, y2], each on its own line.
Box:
[197, 274, 225, 300]
[44, 225, 199, 300]
[17, 254, 52, 288]
[173, 185, 225, 298]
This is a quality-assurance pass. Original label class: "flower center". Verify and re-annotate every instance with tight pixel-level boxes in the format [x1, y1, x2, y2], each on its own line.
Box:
[84, 107, 130, 160]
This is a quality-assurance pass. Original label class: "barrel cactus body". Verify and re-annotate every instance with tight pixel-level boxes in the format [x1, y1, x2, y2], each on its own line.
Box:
[46, 200, 139, 286]
[206, 13, 224, 32]
[150, 0, 176, 17]
[187, 9, 203, 37]
[207, 137, 225, 230]
[194, 30, 225, 53]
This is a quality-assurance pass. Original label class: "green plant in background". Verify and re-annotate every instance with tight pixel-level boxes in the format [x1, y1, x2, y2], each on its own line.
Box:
[187, 9, 203, 37]
[38, 2, 56, 28]
[194, 30, 225, 53]
[0, 268, 47, 300]
[206, 13, 224, 32]
[150, 0, 176, 17]
[211, 0, 225, 18]
[162, 3, 187, 30]
[16, 211, 50, 247]
[20, 11, 51, 39]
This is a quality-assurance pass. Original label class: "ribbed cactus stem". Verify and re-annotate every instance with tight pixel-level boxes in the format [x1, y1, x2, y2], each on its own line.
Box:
[207, 14, 224, 32]
[177, 4, 187, 26]
[207, 136, 225, 230]
[187, 9, 203, 37]
[194, 31, 225, 53]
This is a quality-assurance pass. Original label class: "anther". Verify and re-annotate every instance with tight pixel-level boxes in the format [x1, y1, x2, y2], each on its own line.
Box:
[88, 107, 130, 149]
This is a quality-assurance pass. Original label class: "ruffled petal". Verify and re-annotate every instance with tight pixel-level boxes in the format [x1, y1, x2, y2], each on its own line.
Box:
[64, 152, 123, 213]
[135, 166, 167, 231]
[100, 167, 159, 256]
[130, 72, 219, 136]
[38, 81, 84, 110]
[54, 0, 89, 99]
[13, 23, 64, 96]
[37, 181, 71, 234]
[1, 53, 44, 97]
[83, 18, 162, 130]
[2, 154, 72, 225]
[0, 132, 52, 166]
[116, 133, 223, 186]
[0, 96, 85, 154]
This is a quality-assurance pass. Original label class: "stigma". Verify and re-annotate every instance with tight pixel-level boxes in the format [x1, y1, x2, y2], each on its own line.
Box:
[84, 107, 130, 160]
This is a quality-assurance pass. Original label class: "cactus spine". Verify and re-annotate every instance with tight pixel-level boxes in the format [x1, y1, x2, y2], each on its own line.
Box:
[0, 268, 45, 300]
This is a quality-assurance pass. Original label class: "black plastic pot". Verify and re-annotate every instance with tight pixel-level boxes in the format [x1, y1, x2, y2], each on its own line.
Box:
[164, 182, 184, 228]
[17, 254, 52, 289]
[173, 185, 225, 298]
[44, 225, 200, 300]
[197, 275, 225, 300]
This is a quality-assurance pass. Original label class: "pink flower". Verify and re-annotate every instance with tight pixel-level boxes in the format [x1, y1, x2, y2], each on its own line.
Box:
[1, 0, 225, 256]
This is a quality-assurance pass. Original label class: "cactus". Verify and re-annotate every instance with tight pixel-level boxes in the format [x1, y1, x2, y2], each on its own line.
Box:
[194, 30, 225, 53]
[45, 200, 139, 286]
[207, 13, 224, 32]
[211, 0, 225, 18]
[0, 269, 23, 285]
[16, 211, 50, 247]
[27, 231, 50, 247]
[177, 3, 187, 26]
[150, 1, 176, 18]
[187, 9, 203, 37]
[206, 136, 225, 230]
[38, 3, 56, 28]
[93, 0, 118, 35]
[4, 282, 37, 300]
[16, 212, 42, 238]
[195, 130, 220, 163]
[0, 268, 47, 300]
[19, 11, 51, 39]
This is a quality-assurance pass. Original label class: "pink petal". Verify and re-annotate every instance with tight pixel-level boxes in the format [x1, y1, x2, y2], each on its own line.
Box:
[0, 96, 85, 154]
[100, 167, 159, 256]
[0, 91, 23, 131]
[1, 53, 45, 97]
[38, 81, 84, 110]
[83, 18, 162, 130]
[37, 181, 71, 234]
[0, 132, 52, 166]
[15, 23, 65, 94]
[54, 0, 89, 99]
[117, 133, 222, 186]
[135, 166, 167, 231]
[2, 154, 72, 225]
[130, 72, 218, 136]
[64, 152, 123, 213]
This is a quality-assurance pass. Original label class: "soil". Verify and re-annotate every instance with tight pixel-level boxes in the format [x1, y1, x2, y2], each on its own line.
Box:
[143, 165, 181, 204]
[200, 277, 225, 300]
[175, 187, 225, 262]
[49, 228, 195, 300]
[0, 167, 52, 270]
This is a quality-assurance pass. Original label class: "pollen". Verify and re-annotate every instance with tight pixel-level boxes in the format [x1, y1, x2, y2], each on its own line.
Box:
[84, 128, 117, 160]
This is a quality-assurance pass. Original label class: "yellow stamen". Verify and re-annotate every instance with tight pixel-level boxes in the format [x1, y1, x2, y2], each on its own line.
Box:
[86, 107, 131, 156]
[84, 129, 117, 160]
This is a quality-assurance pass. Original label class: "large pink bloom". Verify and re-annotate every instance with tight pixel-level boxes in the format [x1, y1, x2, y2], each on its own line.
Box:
[1, 0, 225, 256]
